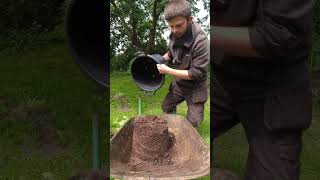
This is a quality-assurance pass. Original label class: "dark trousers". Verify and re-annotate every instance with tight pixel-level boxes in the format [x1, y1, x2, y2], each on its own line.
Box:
[162, 82, 205, 127]
[212, 75, 303, 180]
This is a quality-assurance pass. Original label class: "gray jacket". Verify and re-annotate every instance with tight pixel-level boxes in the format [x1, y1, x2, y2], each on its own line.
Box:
[167, 21, 210, 103]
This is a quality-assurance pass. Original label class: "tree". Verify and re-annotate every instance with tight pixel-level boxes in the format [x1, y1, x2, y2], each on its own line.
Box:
[0, 0, 65, 33]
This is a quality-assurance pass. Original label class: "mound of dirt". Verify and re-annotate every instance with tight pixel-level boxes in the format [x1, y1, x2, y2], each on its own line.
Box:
[110, 114, 210, 178]
[129, 115, 174, 167]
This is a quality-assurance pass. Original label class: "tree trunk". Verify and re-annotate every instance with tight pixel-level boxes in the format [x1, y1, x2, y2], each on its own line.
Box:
[110, 0, 143, 50]
[146, 0, 164, 54]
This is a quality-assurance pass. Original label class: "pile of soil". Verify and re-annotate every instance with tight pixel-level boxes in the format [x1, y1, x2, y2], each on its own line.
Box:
[129, 115, 175, 167]
[110, 114, 210, 178]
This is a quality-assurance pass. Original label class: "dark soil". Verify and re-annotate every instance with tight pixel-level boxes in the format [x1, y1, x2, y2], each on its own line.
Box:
[0, 95, 66, 157]
[112, 93, 130, 111]
[68, 170, 108, 180]
[129, 115, 174, 167]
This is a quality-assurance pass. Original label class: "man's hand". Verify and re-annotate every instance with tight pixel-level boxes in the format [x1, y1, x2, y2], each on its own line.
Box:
[157, 64, 172, 74]
[157, 64, 192, 80]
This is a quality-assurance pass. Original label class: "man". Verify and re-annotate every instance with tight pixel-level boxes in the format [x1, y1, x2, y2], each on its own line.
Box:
[156, 0, 209, 127]
[212, 0, 313, 180]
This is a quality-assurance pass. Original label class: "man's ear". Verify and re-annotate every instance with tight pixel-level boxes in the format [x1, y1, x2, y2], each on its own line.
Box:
[187, 16, 193, 22]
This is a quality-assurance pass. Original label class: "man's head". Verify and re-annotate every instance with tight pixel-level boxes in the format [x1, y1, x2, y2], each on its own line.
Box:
[164, 0, 192, 38]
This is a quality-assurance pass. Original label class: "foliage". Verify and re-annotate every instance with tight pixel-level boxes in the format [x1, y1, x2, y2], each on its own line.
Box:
[313, 0, 320, 48]
[310, 0, 320, 71]
[0, 0, 66, 52]
[313, 0, 320, 39]
[0, 0, 65, 34]
[0, 24, 65, 52]
[110, 52, 132, 72]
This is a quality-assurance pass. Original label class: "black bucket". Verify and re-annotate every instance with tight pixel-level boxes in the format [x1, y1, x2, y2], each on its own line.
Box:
[131, 54, 165, 92]
[65, 0, 108, 87]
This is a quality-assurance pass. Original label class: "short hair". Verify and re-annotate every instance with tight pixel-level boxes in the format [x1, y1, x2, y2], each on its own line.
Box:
[164, 0, 192, 21]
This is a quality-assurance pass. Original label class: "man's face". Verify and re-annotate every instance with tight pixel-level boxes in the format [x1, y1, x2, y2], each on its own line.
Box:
[168, 16, 191, 38]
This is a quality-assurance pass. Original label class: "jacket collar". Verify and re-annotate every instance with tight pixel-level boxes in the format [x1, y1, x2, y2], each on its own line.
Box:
[169, 21, 201, 48]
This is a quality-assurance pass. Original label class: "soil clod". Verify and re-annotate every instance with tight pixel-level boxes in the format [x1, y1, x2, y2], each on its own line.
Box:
[129, 115, 175, 167]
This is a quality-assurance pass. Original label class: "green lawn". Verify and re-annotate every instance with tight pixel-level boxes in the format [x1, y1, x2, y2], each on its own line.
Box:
[110, 72, 210, 179]
[214, 102, 320, 179]
[0, 41, 107, 179]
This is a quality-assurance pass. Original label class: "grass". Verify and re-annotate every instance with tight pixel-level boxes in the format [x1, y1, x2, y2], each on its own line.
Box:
[213, 102, 320, 179]
[110, 72, 210, 179]
[0, 40, 107, 179]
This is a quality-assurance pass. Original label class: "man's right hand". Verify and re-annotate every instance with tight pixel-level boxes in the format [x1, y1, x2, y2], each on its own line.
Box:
[157, 64, 172, 74]
[157, 64, 192, 80]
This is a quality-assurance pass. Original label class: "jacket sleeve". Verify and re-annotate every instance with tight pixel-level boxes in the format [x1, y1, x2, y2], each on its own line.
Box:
[188, 35, 210, 80]
[248, 0, 313, 63]
[167, 49, 173, 59]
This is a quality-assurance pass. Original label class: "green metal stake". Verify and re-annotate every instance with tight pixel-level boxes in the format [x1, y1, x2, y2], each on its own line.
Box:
[92, 114, 100, 170]
[173, 109, 176, 114]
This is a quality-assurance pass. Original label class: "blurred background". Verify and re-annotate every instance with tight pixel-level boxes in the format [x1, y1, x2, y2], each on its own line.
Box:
[213, 1, 320, 180]
[0, 0, 107, 179]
